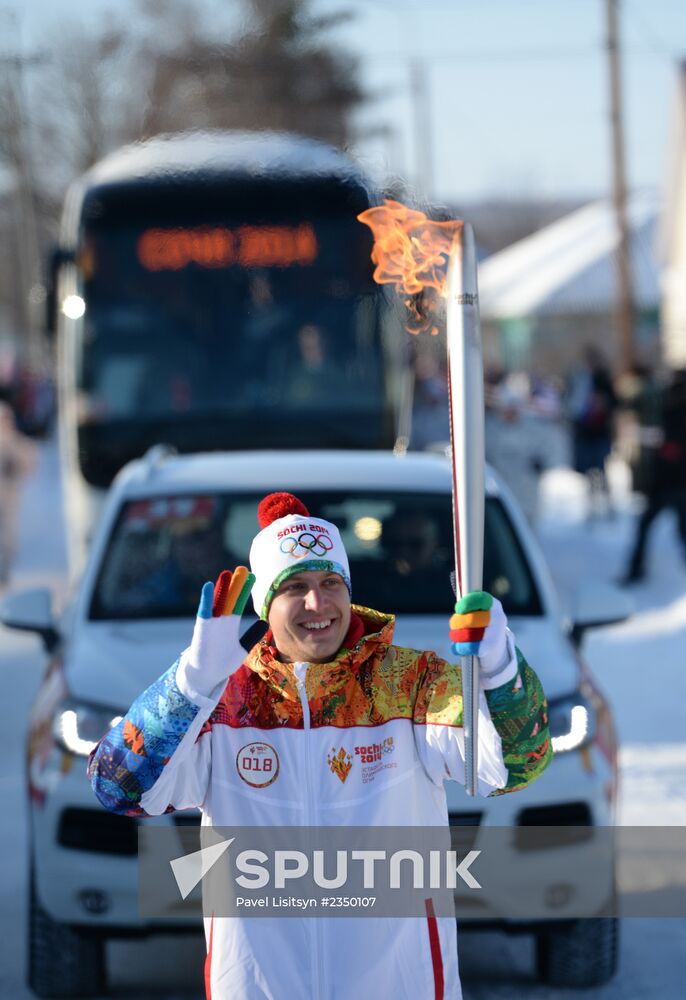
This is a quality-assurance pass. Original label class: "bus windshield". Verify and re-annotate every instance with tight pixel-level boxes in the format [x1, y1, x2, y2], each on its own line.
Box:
[74, 180, 398, 485]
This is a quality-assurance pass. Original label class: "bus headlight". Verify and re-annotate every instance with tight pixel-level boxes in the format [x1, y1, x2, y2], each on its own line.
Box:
[61, 294, 86, 319]
[53, 701, 123, 757]
[548, 693, 594, 754]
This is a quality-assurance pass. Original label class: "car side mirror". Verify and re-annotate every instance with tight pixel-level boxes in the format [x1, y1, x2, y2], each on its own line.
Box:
[567, 580, 633, 649]
[0, 588, 61, 653]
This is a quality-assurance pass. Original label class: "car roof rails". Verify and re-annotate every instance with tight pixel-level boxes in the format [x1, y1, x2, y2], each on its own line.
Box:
[140, 443, 178, 478]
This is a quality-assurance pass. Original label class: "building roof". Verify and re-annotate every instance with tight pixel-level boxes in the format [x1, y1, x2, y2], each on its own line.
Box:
[478, 191, 660, 320]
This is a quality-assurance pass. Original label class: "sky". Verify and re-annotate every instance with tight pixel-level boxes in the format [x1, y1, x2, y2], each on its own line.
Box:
[5, 0, 685, 204]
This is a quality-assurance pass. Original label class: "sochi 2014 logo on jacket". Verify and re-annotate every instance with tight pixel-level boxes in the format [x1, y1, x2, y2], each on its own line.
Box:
[355, 737, 397, 785]
[327, 739, 396, 785]
[236, 742, 280, 788]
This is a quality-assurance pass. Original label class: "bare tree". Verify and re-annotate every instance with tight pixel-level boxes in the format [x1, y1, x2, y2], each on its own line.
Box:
[33, 18, 136, 185]
[0, 46, 44, 358]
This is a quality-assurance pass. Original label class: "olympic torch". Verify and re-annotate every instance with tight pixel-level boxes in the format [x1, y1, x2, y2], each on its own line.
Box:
[446, 224, 484, 797]
[356, 203, 485, 795]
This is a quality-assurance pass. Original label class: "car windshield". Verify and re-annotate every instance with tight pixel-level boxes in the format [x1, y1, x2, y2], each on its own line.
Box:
[89, 491, 543, 620]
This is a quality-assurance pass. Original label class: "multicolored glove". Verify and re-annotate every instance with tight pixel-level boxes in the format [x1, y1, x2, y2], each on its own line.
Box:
[182, 567, 267, 699]
[449, 591, 511, 680]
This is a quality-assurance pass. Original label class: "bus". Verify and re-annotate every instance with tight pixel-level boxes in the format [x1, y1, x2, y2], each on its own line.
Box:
[49, 131, 407, 571]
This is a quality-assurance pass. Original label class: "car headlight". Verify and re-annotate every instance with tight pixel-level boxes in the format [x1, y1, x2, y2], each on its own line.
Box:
[548, 692, 594, 754]
[53, 701, 123, 757]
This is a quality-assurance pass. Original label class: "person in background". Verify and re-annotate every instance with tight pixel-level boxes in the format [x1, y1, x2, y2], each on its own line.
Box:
[287, 323, 340, 405]
[0, 401, 36, 586]
[381, 509, 442, 576]
[485, 375, 548, 528]
[529, 370, 563, 423]
[240, 273, 292, 404]
[614, 362, 663, 500]
[620, 369, 686, 584]
[566, 346, 617, 518]
[117, 518, 234, 614]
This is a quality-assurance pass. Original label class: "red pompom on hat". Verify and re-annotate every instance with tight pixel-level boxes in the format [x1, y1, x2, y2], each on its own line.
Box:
[251, 492, 350, 619]
[257, 492, 310, 529]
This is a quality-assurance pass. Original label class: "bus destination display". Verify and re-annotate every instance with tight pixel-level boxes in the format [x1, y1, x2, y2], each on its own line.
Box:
[137, 224, 319, 272]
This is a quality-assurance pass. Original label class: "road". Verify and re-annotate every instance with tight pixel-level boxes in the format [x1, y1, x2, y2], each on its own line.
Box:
[0, 446, 683, 998]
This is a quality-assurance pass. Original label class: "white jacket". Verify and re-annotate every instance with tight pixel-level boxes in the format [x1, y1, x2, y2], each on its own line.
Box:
[89, 606, 551, 999]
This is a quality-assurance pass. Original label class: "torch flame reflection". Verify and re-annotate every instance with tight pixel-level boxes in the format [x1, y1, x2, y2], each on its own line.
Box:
[357, 199, 463, 335]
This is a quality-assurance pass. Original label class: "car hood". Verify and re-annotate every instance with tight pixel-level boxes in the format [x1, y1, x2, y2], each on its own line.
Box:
[66, 613, 579, 711]
[66, 619, 197, 710]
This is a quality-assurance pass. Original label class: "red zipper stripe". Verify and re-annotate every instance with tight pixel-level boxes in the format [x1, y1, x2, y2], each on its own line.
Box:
[425, 898, 445, 1000]
[204, 915, 214, 999]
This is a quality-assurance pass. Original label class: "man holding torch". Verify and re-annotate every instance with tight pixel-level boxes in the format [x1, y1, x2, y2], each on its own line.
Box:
[89, 486, 550, 999]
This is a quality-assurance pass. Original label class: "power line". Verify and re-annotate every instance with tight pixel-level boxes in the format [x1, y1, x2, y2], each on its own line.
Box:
[369, 46, 600, 62]
[356, 45, 679, 64]
[621, 0, 680, 62]
[323, 0, 681, 64]
[344, 0, 600, 7]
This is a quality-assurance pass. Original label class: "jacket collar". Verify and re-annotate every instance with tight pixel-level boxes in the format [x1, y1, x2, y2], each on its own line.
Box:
[246, 605, 395, 697]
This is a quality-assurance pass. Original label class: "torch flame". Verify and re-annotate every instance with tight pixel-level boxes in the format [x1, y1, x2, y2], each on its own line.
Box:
[357, 199, 463, 335]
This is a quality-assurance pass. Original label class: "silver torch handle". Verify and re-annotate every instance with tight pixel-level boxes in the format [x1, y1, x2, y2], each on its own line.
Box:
[446, 222, 485, 797]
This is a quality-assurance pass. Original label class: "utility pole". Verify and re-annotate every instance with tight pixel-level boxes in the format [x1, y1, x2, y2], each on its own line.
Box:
[606, 0, 635, 374]
[410, 59, 435, 200]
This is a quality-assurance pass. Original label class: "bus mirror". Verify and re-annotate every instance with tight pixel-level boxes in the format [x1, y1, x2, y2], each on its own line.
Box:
[45, 246, 75, 337]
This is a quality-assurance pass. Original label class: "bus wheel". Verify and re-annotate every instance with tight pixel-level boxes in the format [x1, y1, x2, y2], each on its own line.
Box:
[28, 871, 107, 998]
[536, 918, 619, 988]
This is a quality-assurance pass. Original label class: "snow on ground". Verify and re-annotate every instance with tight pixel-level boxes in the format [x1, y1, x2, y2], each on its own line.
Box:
[537, 459, 686, 826]
[11, 435, 68, 590]
[618, 745, 686, 825]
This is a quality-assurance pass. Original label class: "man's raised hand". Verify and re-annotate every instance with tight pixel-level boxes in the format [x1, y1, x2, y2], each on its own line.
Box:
[184, 568, 268, 699]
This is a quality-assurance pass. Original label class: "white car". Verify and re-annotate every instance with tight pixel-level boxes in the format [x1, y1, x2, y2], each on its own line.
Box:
[2, 448, 629, 997]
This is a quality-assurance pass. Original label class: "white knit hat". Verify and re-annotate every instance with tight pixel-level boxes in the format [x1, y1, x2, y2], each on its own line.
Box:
[249, 493, 351, 620]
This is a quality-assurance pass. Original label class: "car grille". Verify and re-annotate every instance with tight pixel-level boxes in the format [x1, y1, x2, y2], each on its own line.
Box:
[172, 812, 201, 827]
[57, 808, 138, 856]
[448, 811, 483, 826]
[514, 802, 593, 850]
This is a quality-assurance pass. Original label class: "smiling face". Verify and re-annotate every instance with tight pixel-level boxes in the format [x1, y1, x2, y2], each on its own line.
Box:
[267, 570, 352, 664]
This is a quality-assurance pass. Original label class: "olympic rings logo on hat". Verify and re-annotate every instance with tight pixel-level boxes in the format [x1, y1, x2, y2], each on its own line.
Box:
[279, 532, 334, 559]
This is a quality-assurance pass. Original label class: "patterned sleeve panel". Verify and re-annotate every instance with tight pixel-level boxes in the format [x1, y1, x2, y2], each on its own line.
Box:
[413, 652, 509, 795]
[484, 647, 552, 796]
[87, 661, 210, 817]
[413, 650, 463, 728]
